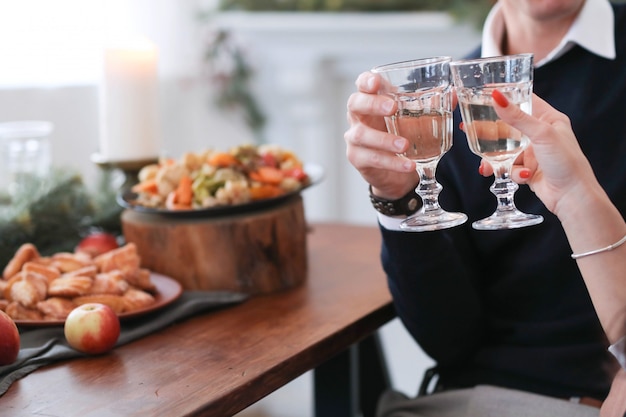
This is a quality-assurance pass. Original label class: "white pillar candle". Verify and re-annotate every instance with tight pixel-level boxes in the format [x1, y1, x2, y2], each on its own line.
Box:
[98, 38, 160, 162]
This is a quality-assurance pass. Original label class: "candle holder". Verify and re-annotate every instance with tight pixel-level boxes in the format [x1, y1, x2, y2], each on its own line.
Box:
[91, 153, 158, 190]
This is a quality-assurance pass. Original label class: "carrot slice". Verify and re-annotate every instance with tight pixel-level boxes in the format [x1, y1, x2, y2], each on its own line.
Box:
[249, 184, 284, 200]
[165, 191, 189, 210]
[250, 166, 284, 185]
[208, 152, 239, 167]
[132, 179, 158, 194]
[175, 175, 193, 206]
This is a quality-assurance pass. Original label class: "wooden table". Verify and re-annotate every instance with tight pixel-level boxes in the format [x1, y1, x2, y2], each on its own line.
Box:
[0, 223, 396, 417]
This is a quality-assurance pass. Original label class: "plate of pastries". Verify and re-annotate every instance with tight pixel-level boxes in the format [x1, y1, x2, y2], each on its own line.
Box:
[0, 240, 182, 327]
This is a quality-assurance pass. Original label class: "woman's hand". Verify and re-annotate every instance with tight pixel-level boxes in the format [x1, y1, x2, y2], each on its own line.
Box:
[344, 71, 418, 200]
[477, 91, 599, 218]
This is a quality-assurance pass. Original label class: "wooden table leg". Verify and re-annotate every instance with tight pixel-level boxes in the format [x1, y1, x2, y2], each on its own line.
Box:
[314, 332, 391, 417]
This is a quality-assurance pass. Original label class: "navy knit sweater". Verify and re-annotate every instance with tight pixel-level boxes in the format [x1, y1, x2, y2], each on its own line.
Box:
[380, 3, 626, 400]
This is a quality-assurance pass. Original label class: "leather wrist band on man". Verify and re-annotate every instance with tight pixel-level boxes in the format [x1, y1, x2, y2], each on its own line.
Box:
[369, 185, 421, 217]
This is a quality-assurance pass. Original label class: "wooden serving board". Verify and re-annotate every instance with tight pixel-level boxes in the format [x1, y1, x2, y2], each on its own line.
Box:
[121, 195, 308, 294]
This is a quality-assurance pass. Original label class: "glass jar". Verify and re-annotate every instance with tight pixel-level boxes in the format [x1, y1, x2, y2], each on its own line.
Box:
[0, 120, 54, 201]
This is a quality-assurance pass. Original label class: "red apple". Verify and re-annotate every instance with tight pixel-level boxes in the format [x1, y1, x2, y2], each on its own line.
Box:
[0, 310, 20, 366]
[64, 303, 121, 355]
[76, 232, 119, 257]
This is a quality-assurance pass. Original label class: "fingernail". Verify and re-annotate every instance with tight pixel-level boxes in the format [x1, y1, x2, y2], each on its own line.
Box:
[382, 100, 395, 114]
[492, 90, 509, 108]
[393, 138, 405, 151]
[520, 169, 531, 179]
[459, 121, 465, 131]
[367, 74, 376, 90]
[478, 163, 484, 176]
[403, 160, 413, 171]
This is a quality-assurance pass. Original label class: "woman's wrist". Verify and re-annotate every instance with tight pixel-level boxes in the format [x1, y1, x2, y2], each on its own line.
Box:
[552, 176, 606, 225]
[557, 180, 626, 256]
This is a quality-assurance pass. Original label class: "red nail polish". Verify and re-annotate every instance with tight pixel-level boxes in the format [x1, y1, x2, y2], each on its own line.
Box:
[459, 121, 465, 131]
[520, 169, 531, 179]
[478, 163, 484, 176]
[492, 90, 509, 108]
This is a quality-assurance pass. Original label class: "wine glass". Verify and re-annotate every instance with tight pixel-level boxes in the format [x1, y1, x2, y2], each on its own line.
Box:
[372, 56, 467, 232]
[450, 53, 543, 230]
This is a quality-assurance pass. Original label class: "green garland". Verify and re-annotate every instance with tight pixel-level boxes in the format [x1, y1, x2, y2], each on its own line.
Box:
[204, 29, 266, 140]
[218, 0, 456, 12]
[217, 0, 493, 26]
[0, 168, 123, 267]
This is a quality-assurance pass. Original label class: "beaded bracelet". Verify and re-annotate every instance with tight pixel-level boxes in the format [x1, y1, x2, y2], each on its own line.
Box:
[571, 233, 626, 260]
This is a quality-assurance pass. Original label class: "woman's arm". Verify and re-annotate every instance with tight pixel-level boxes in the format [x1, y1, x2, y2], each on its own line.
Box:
[489, 90, 626, 343]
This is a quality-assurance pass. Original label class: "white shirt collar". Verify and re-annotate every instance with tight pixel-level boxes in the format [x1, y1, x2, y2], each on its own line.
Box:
[481, 0, 615, 67]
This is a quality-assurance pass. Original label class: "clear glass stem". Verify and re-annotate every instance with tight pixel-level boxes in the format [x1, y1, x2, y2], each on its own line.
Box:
[400, 159, 467, 232]
[490, 162, 519, 213]
[472, 160, 543, 230]
[415, 160, 442, 213]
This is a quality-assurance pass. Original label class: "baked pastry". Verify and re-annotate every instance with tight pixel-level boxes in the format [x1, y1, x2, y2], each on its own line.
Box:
[37, 297, 76, 320]
[90, 271, 129, 295]
[62, 265, 98, 279]
[73, 294, 126, 314]
[48, 276, 94, 297]
[94, 243, 140, 274]
[122, 288, 155, 312]
[51, 252, 93, 273]
[23, 262, 61, 282]
[123, 268, 156, 292]
[5, 301, 44, 321]
[7, 271, 48, 308]
[1, 241, 157, 321]
[3, 243, 40, 279]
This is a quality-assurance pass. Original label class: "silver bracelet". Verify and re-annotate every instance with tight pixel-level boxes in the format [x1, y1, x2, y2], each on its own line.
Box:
[571, 233, 626, 259]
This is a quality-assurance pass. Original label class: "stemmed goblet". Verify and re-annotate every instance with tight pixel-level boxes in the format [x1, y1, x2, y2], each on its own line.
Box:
[450, 53, 543, 230]
[372, 57, 467, 232]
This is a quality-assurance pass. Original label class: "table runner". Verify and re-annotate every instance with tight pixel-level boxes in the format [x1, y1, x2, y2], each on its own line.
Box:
[0, 290, 248, 396]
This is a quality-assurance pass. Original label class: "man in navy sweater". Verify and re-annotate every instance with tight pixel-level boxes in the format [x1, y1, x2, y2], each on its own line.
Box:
[345, 0, 626, 407]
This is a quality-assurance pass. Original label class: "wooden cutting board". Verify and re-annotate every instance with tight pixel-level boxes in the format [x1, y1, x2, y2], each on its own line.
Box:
[121, 195, 308, 294]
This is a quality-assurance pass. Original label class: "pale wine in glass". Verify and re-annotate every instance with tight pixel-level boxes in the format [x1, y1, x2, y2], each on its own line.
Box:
[373, 56, 467, 232]
[450, 53, 543, 230]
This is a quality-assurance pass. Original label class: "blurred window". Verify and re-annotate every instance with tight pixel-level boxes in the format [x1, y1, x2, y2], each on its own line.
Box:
[0, 0, 132, 87]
